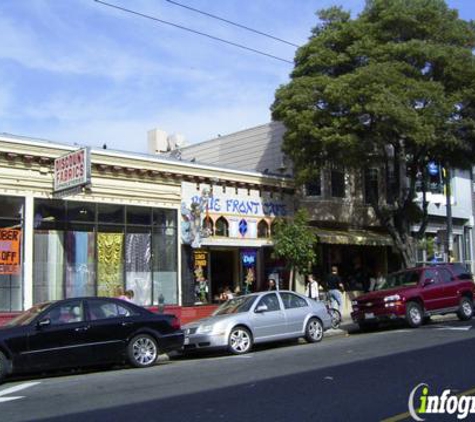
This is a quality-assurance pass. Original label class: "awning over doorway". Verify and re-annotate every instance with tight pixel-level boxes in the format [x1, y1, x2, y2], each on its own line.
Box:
[313, 228, 393, 247]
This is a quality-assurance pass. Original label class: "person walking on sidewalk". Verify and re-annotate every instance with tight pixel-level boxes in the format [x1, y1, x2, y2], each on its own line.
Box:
[305, 274, 320, 300]
[325, 266, 345, 313]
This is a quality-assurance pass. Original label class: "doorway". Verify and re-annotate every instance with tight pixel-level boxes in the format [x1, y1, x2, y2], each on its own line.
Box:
[210, 250, 236, 301]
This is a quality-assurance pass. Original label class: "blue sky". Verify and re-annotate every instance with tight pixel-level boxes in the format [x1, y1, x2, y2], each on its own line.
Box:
[0, 0, 473, 153]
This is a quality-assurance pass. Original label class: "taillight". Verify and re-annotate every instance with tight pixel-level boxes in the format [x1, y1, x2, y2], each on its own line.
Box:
[170, 315, 181, 330]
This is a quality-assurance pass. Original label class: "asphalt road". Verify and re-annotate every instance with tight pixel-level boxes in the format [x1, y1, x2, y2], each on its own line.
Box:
[1, 316, 475, 422]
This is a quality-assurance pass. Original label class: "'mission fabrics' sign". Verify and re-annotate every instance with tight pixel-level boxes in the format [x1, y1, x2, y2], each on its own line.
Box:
[54, 148, 91, 192]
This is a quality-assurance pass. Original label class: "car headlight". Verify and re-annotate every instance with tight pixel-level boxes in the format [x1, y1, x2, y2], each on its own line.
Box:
[198, 324, 214, 334]
[384, 294, 401, 302]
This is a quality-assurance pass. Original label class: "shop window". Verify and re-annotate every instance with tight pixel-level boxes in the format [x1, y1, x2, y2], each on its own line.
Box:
[127, 206, 152, 225]
[34, 229, 65, 303]
[65, 224, 96, 298]
[153, 208, 177, 228]
[257, 220, 269, 238]
[67, 201, 96, 222]
[34, 199, 66, 227]
[331, 167, 345, 198]
[98, 203, 124, 224]
[97, 229, 124, 298]
[152, 226, 178, 306]
[0, 196, 24, 219]
[125, 228, 152, 306]
[0, 195, 24, 312]
[215, 217, 229, 237]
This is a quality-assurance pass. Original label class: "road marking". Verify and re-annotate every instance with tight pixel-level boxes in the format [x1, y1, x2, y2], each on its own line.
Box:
[430, 325, 472, 331]
[381, 386, 475, 422]
[0, 381, 41, 403]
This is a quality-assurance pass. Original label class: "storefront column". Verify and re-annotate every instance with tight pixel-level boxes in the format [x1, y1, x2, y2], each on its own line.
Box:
[23, 194, 34, 310]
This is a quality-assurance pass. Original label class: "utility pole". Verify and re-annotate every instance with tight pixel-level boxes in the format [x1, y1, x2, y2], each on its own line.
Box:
[444, 166, 453, 262]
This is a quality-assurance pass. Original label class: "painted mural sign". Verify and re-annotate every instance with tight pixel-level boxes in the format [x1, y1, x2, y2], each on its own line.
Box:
[180, 182, 293, 246]
[0, 229, 21, 275]
[54, 148, 91, 192]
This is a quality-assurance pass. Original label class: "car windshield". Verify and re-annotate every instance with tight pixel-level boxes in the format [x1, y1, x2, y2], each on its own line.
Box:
[213, 296, 258, 315]
[376, 270, 420, 290]
[5, 302, 53, 327]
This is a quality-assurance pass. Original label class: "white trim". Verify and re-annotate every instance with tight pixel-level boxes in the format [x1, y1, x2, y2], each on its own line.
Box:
[23, 195, 34, 310]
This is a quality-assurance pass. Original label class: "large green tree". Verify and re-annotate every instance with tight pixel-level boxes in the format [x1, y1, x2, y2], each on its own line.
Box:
[272, 209, 317, 290]
[272, 0, 475, 267]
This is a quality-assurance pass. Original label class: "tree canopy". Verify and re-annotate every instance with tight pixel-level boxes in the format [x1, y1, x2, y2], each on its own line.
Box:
[272, 0, 475, 266]
[272, 209, 317, 288]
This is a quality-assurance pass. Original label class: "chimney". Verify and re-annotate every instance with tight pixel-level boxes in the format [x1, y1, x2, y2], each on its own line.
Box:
[147, 128, 169, 155]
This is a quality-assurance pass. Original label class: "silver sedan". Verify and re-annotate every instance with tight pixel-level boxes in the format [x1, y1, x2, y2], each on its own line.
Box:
[183, 290, 332, 354]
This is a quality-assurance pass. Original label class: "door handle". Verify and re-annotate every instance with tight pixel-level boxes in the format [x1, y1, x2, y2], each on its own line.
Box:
[121, 321, 133, 326]
[75, 326, 90, 332]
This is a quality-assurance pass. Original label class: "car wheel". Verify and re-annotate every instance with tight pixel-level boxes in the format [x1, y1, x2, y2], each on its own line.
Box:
[0, 351, 8, 384]
[406, 302, 423, 328]
[305, 317, 324, 343]
[457, 297, 473, 321]
[127, 334, 159, 368]
[228, 326, 253, 354]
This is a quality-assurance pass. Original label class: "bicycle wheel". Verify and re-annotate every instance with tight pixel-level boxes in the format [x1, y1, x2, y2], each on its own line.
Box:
[328, 308, 342, 329]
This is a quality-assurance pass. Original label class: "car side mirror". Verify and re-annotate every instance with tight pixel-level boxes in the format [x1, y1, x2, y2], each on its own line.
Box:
[37, 318, 51, 329]
[423, 278, 435, 287]
[255, 304, 268, 313]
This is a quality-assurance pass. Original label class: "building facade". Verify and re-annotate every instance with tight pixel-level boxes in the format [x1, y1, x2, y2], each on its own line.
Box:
[0, 133, 292, 320]
[174, 121, 475, 289]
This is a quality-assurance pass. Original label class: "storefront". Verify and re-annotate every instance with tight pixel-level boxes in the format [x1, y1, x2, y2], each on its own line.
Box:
[180, 181, 294, 305]
[0, 134, 293, 323]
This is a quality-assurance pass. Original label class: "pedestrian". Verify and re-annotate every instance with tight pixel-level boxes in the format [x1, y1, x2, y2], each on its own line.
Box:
[124, 289, 135, 303]
[268, 278, 277, 291]
[305, 274, 320, 300]
[325, 266, 345, 312]
[370, 270, 386, 291]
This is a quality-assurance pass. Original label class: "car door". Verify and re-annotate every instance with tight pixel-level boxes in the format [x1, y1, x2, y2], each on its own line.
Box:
[438, 267, 460, 308]
[26, 299, 91, 370]
[279, 292, 310, 336]
[419, 268, 445, 311]
[250, 293, 287, 341]
[84, 298, 140, 364]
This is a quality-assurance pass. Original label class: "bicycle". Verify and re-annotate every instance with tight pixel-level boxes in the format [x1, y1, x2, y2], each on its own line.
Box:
[319, 291, 342, 329]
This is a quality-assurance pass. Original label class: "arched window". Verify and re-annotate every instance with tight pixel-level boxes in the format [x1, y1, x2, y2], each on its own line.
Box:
[215, 217, 229, 237]
[202, 218, 214, 236]
[257, 219, 269, 238]
[270, 220, 279, 236]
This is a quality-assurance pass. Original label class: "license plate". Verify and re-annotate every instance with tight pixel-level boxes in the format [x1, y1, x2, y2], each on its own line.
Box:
[184, 337, 189, 345]
[365, 312, 375, 320]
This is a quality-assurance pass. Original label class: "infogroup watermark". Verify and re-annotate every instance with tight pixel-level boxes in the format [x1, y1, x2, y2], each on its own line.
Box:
[409, 383, 475, 420]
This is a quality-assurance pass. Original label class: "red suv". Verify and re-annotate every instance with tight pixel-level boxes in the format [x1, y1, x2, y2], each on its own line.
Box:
[351, 264, 475, 330]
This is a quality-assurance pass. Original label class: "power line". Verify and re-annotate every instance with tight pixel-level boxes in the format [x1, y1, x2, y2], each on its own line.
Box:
[165, 0, 300, 48]
[94, 0, 294, 64]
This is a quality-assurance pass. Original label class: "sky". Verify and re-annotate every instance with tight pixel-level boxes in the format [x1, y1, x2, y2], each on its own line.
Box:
[0, 0, 474, 153]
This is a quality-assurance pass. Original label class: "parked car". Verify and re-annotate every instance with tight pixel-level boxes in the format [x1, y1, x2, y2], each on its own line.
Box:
[0, 297, 184, 383]
[351, 263, 475, 330]
[182, 290, 332, 354]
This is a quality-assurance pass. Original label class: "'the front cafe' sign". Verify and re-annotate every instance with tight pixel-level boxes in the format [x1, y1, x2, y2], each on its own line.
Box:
[54, 148, 91, 192]
[0, 229, 21, 275]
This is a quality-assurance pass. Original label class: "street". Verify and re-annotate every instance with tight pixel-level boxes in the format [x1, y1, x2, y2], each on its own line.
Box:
[1, 317, 474, 422]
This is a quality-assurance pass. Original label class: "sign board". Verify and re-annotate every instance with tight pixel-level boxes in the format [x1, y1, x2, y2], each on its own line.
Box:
[54, 148, 91, 193]
[0, 229, 21, 275]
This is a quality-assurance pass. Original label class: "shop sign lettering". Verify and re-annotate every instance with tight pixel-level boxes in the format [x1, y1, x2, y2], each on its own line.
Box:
[54, 148, 91, 192]
[0, 229, 21, 275]
[190, 196, 287, 217]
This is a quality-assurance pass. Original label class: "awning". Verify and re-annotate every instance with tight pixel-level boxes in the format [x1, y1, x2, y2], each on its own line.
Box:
[313, 228, 393, 246]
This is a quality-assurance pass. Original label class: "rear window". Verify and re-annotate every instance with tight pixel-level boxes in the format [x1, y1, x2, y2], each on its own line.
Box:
[450, 264, 473, 281]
